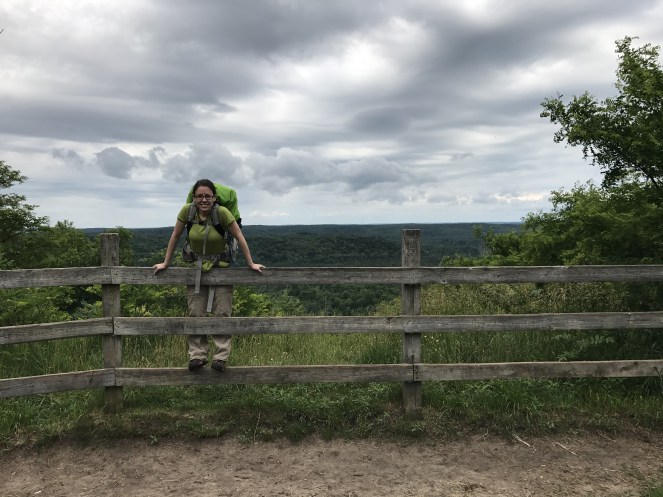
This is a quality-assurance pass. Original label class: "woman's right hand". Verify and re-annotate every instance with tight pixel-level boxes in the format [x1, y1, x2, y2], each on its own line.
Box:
[153, 262, 168, 274]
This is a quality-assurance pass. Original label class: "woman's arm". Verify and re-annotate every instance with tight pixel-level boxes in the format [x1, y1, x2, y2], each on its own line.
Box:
[152, 220, 186, 274]
[229, 221, 265, 273]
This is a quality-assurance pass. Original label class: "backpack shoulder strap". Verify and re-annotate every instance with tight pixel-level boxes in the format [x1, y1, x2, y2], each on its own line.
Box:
[211, 205, 225, 237]
[185, 203, 197, 235]
[185, 202, 226, 238]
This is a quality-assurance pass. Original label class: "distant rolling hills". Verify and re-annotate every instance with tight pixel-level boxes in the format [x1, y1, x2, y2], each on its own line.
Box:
[86, 222, 521, 267]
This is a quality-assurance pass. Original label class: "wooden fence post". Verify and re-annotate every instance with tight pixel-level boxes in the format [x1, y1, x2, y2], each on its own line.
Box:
[100, 233, 122, 412]
[401, 229, 422, 417]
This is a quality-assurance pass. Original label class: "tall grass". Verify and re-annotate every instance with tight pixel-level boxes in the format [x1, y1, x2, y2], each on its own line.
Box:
[1, 281, 662, 447]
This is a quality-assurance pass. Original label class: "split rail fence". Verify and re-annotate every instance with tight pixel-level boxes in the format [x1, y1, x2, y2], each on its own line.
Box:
[1, 231, 663, 415]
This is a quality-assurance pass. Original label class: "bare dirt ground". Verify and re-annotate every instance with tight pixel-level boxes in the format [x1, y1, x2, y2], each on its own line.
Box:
[2, 431, 662, 497]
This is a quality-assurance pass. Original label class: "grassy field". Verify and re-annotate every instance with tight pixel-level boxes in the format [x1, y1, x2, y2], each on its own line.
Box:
[2, 282, 662, 494]
[2, 282, 662, 442]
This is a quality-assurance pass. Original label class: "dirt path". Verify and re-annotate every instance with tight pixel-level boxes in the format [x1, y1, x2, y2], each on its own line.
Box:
[2, 432, 662, 497]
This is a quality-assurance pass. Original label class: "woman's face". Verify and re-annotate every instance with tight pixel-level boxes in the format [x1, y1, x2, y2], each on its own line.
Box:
[193, 186, 215, 214]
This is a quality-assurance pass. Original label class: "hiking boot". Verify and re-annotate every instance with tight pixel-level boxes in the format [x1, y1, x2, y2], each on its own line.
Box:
[188, 358, 208, 371]
[211, 360, 227, 372]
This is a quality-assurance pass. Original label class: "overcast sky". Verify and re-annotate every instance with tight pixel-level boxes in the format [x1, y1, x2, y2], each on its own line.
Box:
[2, 1, 662, 228]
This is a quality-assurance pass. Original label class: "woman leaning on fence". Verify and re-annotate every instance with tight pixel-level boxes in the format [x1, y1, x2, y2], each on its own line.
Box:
[153, 179, 265, 372]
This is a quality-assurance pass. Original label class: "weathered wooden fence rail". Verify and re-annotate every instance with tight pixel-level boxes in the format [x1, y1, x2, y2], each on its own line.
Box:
[1, 231, 663, 415]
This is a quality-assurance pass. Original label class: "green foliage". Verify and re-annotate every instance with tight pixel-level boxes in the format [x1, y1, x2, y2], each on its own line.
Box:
[0, 288, 71, 326]
[465, 183, 663, 364]
[476, 182, 662, 266]
[119, 285, 188, 317]
[1, 220, 107, 323]
[95, 222, 518, 317]
[248, 232, 401, 267]
[3, 377, 662, 447]
[0, 391, 104, 446]
[277, 284, 399, 316]
[377, 280, 663, 364]
[0, 161, 49, 266]
[7, 221, 98, 269]
[242, 224, 490, 267]
[471, 40, 663, 368]
[233, 285, 305, 317]
[541, 36, 663, 196]
[643, 483, 663, 497]
[356, 334, 401, 364]
[116, 227, 171, 266]
[0, 338, 102, 379]
[117, 223, 519, 270]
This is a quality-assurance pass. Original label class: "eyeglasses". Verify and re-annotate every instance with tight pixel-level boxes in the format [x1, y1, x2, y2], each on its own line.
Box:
[194, 194, 215, 200]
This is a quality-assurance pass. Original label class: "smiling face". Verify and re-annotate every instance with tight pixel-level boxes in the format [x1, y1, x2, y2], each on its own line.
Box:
[193, 185, 215, 216]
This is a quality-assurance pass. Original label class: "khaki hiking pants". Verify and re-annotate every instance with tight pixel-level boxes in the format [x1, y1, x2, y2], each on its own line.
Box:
[186, 285, 233, 362]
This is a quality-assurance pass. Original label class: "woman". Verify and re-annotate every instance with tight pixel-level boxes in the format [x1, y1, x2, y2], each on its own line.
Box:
[153, 179, 265, 372]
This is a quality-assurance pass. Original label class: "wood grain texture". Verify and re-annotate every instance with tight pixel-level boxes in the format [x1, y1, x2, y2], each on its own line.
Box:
[4, 264, 663, 288]
[0, 370, 115, 397]
[115, 364, 414, 386]
[112, 312, 663, 336]
[417, 360, 663, 380]
[0, 318, 112, 345]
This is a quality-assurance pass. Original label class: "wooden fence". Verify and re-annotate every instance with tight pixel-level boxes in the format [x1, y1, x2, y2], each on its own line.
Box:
[1, 231, 663, 415]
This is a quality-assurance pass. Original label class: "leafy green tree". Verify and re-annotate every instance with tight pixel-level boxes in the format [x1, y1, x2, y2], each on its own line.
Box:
[8, 221, 98, 269]
[0, 161, 48, 267]
[233, 286, 305, 317]
[479, 182, 662, 266]
[478, 36, 663, 268]
[0, 288, 72, 326]
[540, 36, 663, 197]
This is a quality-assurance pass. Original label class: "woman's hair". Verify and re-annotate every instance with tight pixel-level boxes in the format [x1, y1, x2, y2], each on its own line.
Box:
[192, 179, 216, 196]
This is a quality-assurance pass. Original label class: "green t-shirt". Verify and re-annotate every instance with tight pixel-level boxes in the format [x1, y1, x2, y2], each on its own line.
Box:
[178, 204, 236, 256]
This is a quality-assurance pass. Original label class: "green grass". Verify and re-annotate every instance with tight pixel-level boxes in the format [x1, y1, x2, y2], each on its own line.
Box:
[644, 486, 663, 497]
[635, 470, 663, 497]
[1, 282, 663, 450]
[2, 376, 662, 448]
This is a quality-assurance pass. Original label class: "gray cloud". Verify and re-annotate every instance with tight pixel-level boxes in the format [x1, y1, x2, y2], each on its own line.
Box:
[94, 147, 138, 179]
[337, 157, 414, 191]
[52, 148, 86, 169]
[2, 0, 661, 228]
[162, 144, 246, 185]
[347, 107, 416, 137]
[244, 149, 336, 194]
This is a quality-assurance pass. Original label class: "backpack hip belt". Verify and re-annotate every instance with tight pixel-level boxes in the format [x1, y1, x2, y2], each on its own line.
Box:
[193, 257, 218, 312]
[194, 254, 228, 298]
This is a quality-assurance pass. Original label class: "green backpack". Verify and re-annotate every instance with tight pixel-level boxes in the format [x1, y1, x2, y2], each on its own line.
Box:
[183, 182, 242, 264]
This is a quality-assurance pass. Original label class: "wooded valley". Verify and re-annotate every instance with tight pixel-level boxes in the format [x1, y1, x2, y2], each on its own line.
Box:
[89, 222, 520, 268]
[85, 223, 520, 315]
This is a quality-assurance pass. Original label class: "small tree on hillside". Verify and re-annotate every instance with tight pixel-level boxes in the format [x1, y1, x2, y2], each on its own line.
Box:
[0, 161, 48, 245]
